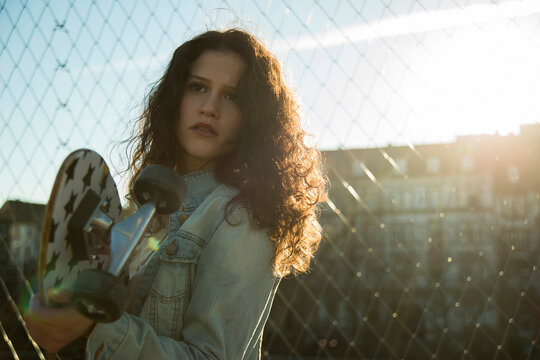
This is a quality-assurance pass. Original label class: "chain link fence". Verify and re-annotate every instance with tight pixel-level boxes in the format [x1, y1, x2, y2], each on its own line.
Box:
[2, 0, 540, 359]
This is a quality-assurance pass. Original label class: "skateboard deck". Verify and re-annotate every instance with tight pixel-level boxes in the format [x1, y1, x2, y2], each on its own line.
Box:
[39, 149, 122, 305]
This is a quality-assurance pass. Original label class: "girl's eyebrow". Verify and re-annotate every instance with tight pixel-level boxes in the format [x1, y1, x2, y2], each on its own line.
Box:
[187, 75, 209, 82]
[187, 74, 240, 91]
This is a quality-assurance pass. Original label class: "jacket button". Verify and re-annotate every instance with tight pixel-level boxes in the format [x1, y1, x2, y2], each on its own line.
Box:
[178, 214, 189, 226]
[165, 242, 177, 256]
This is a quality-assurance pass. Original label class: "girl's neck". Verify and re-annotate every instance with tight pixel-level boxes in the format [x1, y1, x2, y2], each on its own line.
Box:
[174, 159, 215, 175]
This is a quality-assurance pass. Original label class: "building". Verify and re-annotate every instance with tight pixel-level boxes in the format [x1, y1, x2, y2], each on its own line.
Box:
[264, 124, 540, 359]
[0, 200, 45, 274]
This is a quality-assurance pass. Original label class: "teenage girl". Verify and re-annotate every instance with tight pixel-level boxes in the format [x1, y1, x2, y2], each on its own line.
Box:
[24, 29, 327, 359]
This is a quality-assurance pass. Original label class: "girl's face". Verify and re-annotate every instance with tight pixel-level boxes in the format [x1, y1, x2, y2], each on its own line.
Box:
[176, 50, 246, 173]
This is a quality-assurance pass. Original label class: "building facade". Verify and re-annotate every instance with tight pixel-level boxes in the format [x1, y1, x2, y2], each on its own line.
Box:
[0, 200, 45, 276]
[264, 124, 540, 359]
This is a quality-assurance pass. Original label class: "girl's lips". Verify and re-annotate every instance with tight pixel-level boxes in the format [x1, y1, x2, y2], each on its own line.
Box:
[190, 122, 217, 137]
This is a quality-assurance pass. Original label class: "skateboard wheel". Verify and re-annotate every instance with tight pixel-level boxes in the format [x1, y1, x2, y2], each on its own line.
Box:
[134, 165, 187, 214]
[71, 269, 128, 323]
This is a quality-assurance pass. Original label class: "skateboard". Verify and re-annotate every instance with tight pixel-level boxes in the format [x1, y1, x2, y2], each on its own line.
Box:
[39, 149, 122, 305]
[39, 149, 186, 322]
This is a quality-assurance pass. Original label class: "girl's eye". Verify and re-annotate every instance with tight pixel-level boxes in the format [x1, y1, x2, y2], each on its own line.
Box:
[225, 92, 239, 103]
[188, 82, 206, 92]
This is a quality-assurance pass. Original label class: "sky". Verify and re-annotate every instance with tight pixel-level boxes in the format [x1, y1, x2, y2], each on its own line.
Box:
[1, 0, 540, 204]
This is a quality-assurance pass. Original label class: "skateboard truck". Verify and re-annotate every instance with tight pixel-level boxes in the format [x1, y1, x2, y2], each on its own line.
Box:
[67, 190, 114, 262]
[68, 165, 186, 322]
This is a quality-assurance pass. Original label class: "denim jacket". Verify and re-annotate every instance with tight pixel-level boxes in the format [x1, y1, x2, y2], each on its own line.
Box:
[86, 170, 280, 359]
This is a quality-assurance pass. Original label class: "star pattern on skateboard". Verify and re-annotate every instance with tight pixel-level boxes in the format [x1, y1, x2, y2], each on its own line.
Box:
[82, 164, 95, 190]
[42, 150, 122, 293]
[44, 251, 60, 278]
[49, 221, 58, 243]
[99, 169, 109, 194]
[64, 158, 78, 185]
[64, 191, 77, 216]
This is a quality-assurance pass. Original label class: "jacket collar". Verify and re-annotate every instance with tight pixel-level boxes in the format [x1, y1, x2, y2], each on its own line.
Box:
[180, 169, 219, 210]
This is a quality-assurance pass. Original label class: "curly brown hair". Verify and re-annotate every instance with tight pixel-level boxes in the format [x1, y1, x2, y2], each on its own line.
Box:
[127, 29, 327, 277]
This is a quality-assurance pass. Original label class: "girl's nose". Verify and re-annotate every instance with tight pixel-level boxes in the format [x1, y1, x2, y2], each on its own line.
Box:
[200, 93, 219, 118]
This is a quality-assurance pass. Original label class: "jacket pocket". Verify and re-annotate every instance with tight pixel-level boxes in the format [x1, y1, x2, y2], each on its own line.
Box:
[140, 233, 203, 339]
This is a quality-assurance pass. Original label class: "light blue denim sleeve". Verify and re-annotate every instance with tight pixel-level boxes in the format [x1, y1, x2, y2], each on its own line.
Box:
[86, 203, 279, 360]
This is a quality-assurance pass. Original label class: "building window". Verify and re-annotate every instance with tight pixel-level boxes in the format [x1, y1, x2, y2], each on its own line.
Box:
[461, 156, 474, 173]
[507, 165, 519, 184]
[426, 157, 441, 174]
[393, 157, 407, 175]
[402, 191, 411, 209]
[428, 190, 439, 209]
[324, 223, 337, 239]
[353, 160, 366, 177]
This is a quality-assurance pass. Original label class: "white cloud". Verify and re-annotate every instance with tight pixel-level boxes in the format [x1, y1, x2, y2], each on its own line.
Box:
[277, 0, 540, 51]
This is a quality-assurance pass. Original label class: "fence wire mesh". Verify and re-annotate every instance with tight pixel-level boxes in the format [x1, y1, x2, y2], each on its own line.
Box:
[2, 0, 540, 359]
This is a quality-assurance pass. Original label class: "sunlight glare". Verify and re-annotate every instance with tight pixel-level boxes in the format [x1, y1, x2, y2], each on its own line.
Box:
[147, 236, 160, 251]
[409, 22, 540, 138]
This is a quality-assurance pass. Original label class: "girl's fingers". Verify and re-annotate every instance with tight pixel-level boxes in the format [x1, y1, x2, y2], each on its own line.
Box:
[25, 310, 63, 353]
[24, 293, 95, 344]
[46, 287, 70, 304]
[25, 294, 68, 322]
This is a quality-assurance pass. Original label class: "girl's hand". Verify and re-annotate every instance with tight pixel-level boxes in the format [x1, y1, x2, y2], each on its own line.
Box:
[23, 289, 96, 354]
